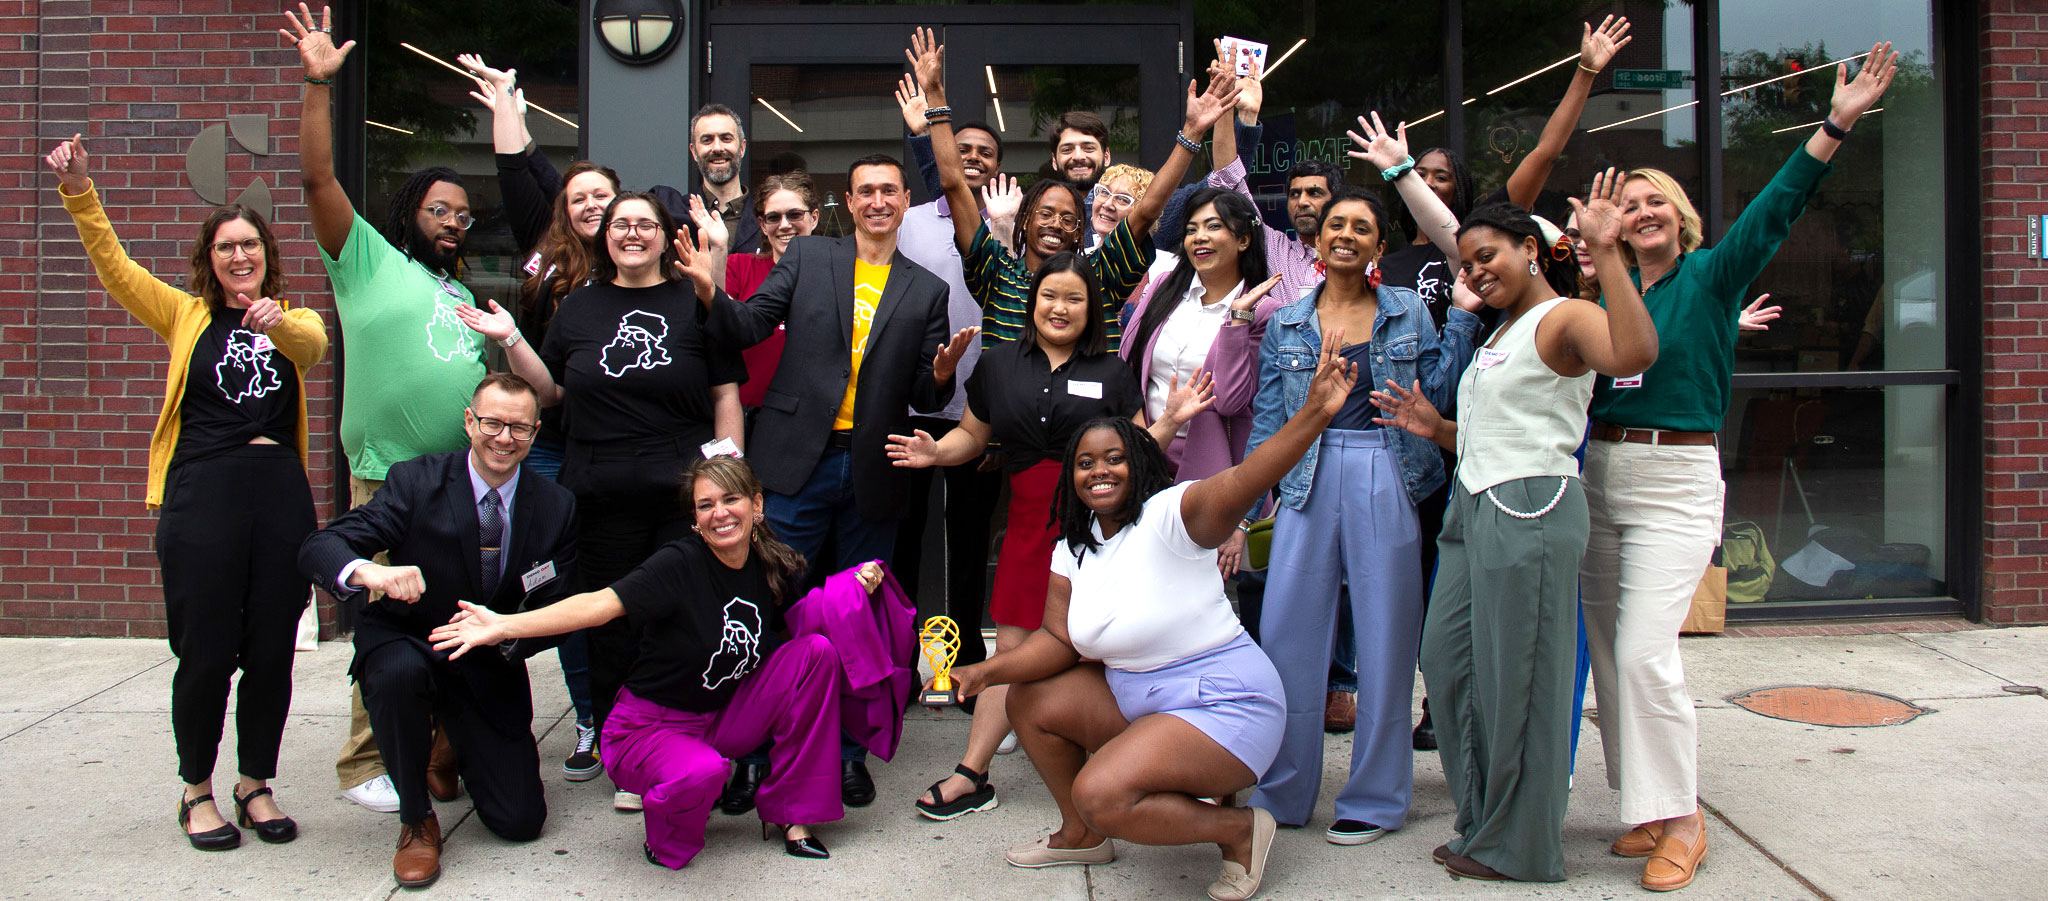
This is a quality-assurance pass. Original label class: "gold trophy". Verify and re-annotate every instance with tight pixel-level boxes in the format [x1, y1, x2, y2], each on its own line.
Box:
[918, 616, 962, 707]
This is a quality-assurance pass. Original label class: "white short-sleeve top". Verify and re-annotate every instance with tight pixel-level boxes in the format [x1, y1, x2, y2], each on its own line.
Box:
[1051, 482, 1245, 672]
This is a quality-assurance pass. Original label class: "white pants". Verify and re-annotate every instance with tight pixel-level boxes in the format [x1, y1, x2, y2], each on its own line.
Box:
[1580, 439, 1722, 825]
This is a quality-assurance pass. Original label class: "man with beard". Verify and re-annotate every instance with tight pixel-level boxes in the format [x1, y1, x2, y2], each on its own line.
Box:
[290, 6, 487, 815]
[1050, 110, 1112, 189]
[658, 104, 762, 255]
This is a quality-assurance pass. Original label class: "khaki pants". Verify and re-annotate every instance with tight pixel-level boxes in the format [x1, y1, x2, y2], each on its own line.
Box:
[335, 475, 387, 790]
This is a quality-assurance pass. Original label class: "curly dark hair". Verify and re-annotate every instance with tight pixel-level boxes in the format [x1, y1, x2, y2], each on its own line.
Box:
[1053, 417, 1174, 565]
[1458, 202, 1577, 299]
[381, 166, 464, 272]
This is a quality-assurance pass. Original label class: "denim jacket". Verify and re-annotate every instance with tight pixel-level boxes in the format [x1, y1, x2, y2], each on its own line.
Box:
[1249, 281, 1479, 510]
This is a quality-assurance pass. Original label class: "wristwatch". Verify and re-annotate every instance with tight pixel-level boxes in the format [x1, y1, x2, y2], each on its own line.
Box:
[497, 331, 523, 348]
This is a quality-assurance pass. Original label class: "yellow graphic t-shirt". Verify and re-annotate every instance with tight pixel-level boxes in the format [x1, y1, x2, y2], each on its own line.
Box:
[834, 260, 888, 430]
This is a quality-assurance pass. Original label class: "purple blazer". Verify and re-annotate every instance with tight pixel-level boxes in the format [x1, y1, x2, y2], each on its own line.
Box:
[1119, 274, 1286, 483]
[786, 563, 917, 761]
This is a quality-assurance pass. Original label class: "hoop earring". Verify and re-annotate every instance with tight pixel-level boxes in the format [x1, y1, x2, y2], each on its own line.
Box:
[1527, 259, 1541, 277]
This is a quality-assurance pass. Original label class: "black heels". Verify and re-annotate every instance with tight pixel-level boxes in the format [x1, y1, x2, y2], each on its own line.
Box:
[232, 785, 298, 844]
[177, 792, 241, 851]
[762, 822, 830, 859]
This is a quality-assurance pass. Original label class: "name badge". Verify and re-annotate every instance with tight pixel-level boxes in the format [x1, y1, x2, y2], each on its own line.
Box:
[1476, 348, 1509, 369]
[1068, 380, 1103, 399]
[700, 437, 742, 459]
[251, 334, 275, 354]
[521, 560, 558, 593]
[522, 252, 543, 276]
[1611, 373, 1645, 389]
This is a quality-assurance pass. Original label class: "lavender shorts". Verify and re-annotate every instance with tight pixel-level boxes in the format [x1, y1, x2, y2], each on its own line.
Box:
[1104, 633, 1286, 776]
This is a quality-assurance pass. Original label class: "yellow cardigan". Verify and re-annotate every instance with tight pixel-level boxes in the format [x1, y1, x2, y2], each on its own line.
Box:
[61, 180, 329, 509]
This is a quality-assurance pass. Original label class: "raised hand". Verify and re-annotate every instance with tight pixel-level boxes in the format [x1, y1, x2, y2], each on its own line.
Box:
[1163, 370, 1217, 425]
[687, 194, 729, 253]
[280, 3, 356, 81]
[1212, 38, 1263, 118]
[1832, 41, 1899, 126]
[672, 228, 718, 301]
[894, 73, 930, 136]
[1232, 273, 1283, 314]
[1450, 270, 1486, 313]
[1580, 15, 1633, 73]
[906, 26, 945, 100]
[1345, 111, 1411, 173]
[1303, 327, 1358, 419]
[1739, 293, 1781, 331]
[981, 172, 1022, 223]
[931, 326, 980, 384]
[239, 295, 286, 333]
[1181, 63, 1242, 136]
[428, 601, 507, 660]
[1569, 167, 1625, 252]
[1369, 378, 1445, 442]
[44, 133, 90, 194]
[452, 298, 518, 343]
[885, 429, 942, 469]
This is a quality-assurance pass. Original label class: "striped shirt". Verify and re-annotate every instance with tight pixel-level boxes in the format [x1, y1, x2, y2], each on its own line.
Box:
[962, 218, 1152, 350]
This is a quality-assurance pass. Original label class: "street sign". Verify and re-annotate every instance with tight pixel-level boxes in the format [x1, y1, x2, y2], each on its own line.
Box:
[1614, 69, 1689, 90]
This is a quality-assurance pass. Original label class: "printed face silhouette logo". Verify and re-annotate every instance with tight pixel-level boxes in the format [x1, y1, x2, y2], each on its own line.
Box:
[601, 309, 672, 377]
[427, 300, 483, 363]
[215, 329, 282, 402]
[1413, 259, 1448, 304]
[702, 596, 764, 691]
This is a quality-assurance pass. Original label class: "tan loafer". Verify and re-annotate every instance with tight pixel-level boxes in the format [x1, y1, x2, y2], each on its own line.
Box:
[1005, 832, 1115, 868]
[1641, 832, 1708, 892]
[1612, 821, 1665, 858]
[1208, 807, 1276, 901]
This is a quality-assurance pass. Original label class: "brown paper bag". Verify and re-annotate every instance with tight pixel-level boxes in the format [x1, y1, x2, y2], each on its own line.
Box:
[1681, 565, 1728, 634]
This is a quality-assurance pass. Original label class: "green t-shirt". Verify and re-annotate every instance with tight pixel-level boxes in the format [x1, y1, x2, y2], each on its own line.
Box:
[321, 214, 485, 480]
[961, 218, 1152, 350]
[1589, 149, 1831, 433]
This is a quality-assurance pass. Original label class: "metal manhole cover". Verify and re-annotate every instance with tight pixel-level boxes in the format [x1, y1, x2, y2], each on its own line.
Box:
[1729, 685, 1930, 727]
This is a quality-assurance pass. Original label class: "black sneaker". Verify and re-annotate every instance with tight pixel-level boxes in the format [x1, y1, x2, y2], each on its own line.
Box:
[563, 722, 602, 781]
[1326, 819, 1386, 845]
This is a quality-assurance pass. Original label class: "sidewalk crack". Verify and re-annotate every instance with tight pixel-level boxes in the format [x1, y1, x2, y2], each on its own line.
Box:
[1702, 799, 1834, 900]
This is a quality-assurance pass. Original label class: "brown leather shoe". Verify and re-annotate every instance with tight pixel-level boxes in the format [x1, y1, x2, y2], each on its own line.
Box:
[1323, 691, 1357, 734]
[1431, 843, 1452, 865]
[1445, 852, 1510, 881]
[393, 815, 442, 888]
[1641, 832, 1708, 892]
[426, 730, 460, 802]
[1611, 820, 1665, 858]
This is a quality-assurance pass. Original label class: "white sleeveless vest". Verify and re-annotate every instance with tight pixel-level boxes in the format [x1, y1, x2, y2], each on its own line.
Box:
[1453, 297, 1595, 494]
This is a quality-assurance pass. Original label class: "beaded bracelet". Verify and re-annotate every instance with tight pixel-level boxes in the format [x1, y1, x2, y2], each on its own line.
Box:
[304, 76, 333, 85]
[1175, 131, 1201, 153]
[923, 106, 952, 122]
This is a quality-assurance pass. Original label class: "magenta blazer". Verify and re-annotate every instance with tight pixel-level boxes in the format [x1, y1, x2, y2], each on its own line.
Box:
[1119, 273, 1286, 483]
[786, 563, 917, 761]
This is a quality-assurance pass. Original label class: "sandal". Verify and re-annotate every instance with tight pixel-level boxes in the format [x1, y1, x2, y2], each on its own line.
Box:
[177, 792, 241, 852]
[232, 785, 298, 844]
[913, 764, 998, 821]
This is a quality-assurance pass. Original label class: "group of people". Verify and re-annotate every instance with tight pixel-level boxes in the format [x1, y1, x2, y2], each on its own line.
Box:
[58, 3, 1902, 898]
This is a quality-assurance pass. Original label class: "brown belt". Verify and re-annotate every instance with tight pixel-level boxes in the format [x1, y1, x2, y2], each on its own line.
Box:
[1590, 423, 1717, 446]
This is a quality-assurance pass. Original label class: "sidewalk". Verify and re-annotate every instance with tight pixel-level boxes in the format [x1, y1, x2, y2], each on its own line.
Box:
[3, 625, 2043, 900]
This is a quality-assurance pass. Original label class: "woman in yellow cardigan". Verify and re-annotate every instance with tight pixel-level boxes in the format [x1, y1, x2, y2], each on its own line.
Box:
[47, 135, 328, 851]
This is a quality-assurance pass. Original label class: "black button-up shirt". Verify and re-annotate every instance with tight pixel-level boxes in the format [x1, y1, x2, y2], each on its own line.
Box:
[966, 341, 1143, 472]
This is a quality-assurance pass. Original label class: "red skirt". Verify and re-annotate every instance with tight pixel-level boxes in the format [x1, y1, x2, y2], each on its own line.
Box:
[989, 460, 1062, 630]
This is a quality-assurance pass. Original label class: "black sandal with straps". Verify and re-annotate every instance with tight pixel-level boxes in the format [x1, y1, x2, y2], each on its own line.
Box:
[177, 792, 241, 851]
[232, 785, 298, 844]
[913, 764, 998, 821]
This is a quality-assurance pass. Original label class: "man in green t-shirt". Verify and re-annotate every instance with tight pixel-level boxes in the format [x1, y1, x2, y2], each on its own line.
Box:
[291, 11, 487, 823]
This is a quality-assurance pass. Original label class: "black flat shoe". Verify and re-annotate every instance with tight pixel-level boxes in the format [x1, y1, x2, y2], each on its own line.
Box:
[840, 759, 875, 808]
[233, 785, 298, 844]
[177, 792, 241, 852]
[762, 822, 829, 860]
[1413, 707, 1437, 752]
[719, 762, 769, 816]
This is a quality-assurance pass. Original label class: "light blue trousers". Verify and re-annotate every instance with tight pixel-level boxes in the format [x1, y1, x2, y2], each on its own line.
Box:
[1249, 430, 1424, 829]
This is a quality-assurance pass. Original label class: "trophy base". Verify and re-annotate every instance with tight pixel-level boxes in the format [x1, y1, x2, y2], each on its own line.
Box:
[919, 688, 958, 707]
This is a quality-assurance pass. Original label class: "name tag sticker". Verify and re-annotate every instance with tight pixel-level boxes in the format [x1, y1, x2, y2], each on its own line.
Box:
[251, 334, 275, 354]
[1612, 373, 1645, 389]
[1476, 348, 1510, 369]
[700, 437, 741, 459]
[1068, 380, 1104, 399]
[522, 252, 543, 276]
[521, 560, 558, 593]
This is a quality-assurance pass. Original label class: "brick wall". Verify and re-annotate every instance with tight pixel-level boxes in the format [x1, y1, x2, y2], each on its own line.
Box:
[1980, 1, 2048, 625]
[0, 1, 342, 638]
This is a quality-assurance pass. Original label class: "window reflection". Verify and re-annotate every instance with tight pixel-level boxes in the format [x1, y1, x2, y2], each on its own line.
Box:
[980, 65, 1142, 185]
[748, 64, 909, 237]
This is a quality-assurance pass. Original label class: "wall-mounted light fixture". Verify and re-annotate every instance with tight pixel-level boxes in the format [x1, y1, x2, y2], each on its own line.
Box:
[594, 0, 684, 65]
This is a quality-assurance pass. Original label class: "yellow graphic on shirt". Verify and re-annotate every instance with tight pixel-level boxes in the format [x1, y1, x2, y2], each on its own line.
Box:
[834, 260, 888, 430]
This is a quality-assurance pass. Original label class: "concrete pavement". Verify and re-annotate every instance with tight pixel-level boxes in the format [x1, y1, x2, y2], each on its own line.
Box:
[2, 625, 2043, 900]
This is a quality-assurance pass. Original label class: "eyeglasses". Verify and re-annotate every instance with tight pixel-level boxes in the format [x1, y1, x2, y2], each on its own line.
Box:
[759, 210, 813, 226]
[210, 237, 264, 258]
[1088, 187, 1137, 210]
[422, 203, 474, 230]
[608, 219, 665, 236]
[469, 411, 537, 441]
[1031, 208, 1082, 231]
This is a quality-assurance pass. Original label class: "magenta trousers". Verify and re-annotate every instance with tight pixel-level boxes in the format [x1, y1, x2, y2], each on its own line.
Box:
[601, 634, 846, 868]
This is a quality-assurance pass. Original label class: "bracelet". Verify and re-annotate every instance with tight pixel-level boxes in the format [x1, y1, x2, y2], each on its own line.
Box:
[923, 106, 952, 121]
[925, 116, 952, 128]
[1577, 62, 1600, 75]
[1175, 131, 1202, 153]
[1380, 156, 1415, 182]
[1820, 117, 1850, 140]
[1228, 308, 1255, 324]
[304, 76, 332, 85]
[497, 331, 522, 349]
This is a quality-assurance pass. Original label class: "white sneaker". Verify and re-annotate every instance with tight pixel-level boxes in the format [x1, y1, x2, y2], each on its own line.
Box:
[996, 731, 1019, 755]
[614, 790, 643, 812]
[341, 774, 401, 813]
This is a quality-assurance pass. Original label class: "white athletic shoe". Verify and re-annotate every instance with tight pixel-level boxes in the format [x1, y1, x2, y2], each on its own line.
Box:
[996, 731, 1019, 755]
[341, 774, 401, 813]
[614, 791, 643, 812]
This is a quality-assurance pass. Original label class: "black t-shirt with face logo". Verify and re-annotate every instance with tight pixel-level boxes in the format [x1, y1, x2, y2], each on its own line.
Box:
[171, 307, 299, 469]
[538, 280, 746, 448]
[610, 533, 786, 713]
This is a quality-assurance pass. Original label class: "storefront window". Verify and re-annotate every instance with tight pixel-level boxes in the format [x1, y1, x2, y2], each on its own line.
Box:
[747, 63, 907, 237]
